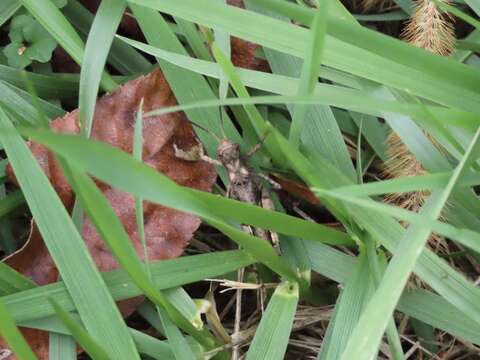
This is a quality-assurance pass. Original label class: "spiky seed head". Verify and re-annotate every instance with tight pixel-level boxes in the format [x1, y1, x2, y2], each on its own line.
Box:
[403, 0, 456, 56]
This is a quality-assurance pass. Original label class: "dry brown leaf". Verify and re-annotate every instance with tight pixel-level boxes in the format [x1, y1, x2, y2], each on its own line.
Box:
[1, 69, 217, 359]
[228, 0, 270, 72]
[272, 176, 321, 206]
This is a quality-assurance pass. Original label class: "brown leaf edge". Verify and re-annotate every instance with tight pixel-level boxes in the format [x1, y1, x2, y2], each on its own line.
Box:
[1, 69, 217, 359]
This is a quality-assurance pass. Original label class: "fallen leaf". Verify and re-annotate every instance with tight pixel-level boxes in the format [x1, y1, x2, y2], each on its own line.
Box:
[228, 0, 270, 72]
[1, 68, 217, 359]
[273, 175, 321, 206]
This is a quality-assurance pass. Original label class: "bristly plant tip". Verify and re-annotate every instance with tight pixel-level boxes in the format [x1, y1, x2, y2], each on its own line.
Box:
[384, 0, 455, 213]
[403, 0, 456, 56]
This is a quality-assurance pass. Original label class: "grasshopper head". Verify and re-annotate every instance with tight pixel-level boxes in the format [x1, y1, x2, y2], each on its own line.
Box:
[217, 139, 240, 166]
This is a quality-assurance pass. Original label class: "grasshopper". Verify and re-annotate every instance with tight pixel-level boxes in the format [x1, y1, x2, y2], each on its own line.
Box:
[174, 119, 280, 359]
[174, 122, 280, 251]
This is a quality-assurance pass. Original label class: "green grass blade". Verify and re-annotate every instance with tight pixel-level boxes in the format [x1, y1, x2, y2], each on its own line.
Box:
[126, 0, 480, 113]
[79, 0, 124, 135]
[63, 0, 151, 75]
[59, 161, 215, 348]
[0, 262, 36, 295]
[19, 0, 84, 63]
[246, 281, 299, 360]
[214, 0, 230, 100]
[49, 299, 110, 360]
[304, 240, 480, 345]
[318, 250, 373, 360]
[0, 109, 140, 359]
[130, 329, 177, 360]
[248, 0, 356, 180]
[19, 0, 115, 91]
[158, 307, 197, 360]
[0, 190, 24, 217]
[265, 120, 480, 333]
[48, 333, 76, 360]
[175, 18, 213, 62]
[133, 102, 198, 360]
[163, 288, 202, 330]
[20, 315, 178, 359]
[332, 170, 480, 197]
[4, 250, 254, 323]
[116, 38, 478, 130]
[130, 4, 244, 159]
[211, 43, 277, 154]
[365, 239, 404, 360]
[0, 0, 21, 27]
[17, 128, 337, 275]
[0, 298, 37, 360]
[432, 0, 480, 31]
[0, 80, 64, 123]
[0, 65, 78, 100]
[339, 127, 480, 360]
[313, 187, 480, 254]
[290, 3, 328, 147]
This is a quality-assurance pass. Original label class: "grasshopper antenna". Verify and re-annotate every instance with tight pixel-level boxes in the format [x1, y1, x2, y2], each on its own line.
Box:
[188, 118, 221, 143]
[219, 106, 227, 140]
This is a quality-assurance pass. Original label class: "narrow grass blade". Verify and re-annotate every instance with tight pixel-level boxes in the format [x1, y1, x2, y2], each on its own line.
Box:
[63, 0, 151, 75]
[4, 250, 254, 323]
[130, 4, 244, 159]
[211, 43, 279, 159]
[158, 307, 197, 360]
[312, 188, 480, 255]
[0, 80, 64, 123]
[339, 127, 480, 360]
[0, 109, 140, 359]
[19, 0, 115, 91]
[0, 262, 36, 295]
[18, 0, 84, 62]
[17, 130, 326, 278]
[248, 0, 356, 180]
[432, 0, 480, 31]
[332, 170, 480, 197]
[175, 18, 213, 61]
[0, 65, 78, 100]
[48, 333, 76, 360]
[59, 161, 216, 348]
[133, 102, 197, 360]
[116, 38, 478, 130]
[79, 0, 124, 135]
[126, 0, 480, 113]
[246, 281, 299, 360]
[365, 239, 404, 360]
[0, 190, 24, 217]
[303, 240, 480, 345]
[19, 315, 178, 359]
[0, 0, 21, 27]
[163, 288, 203, 331]
[0, 298, 37, 360]
[266, 120, 480, 329]
[130, 329, 177, 360]
[318, 251, 373, 360]
[290, 3, 328, 147]
[49, 299, 110, 360]
[397, 288, 480, 346]
[214, 0, 230, 100]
